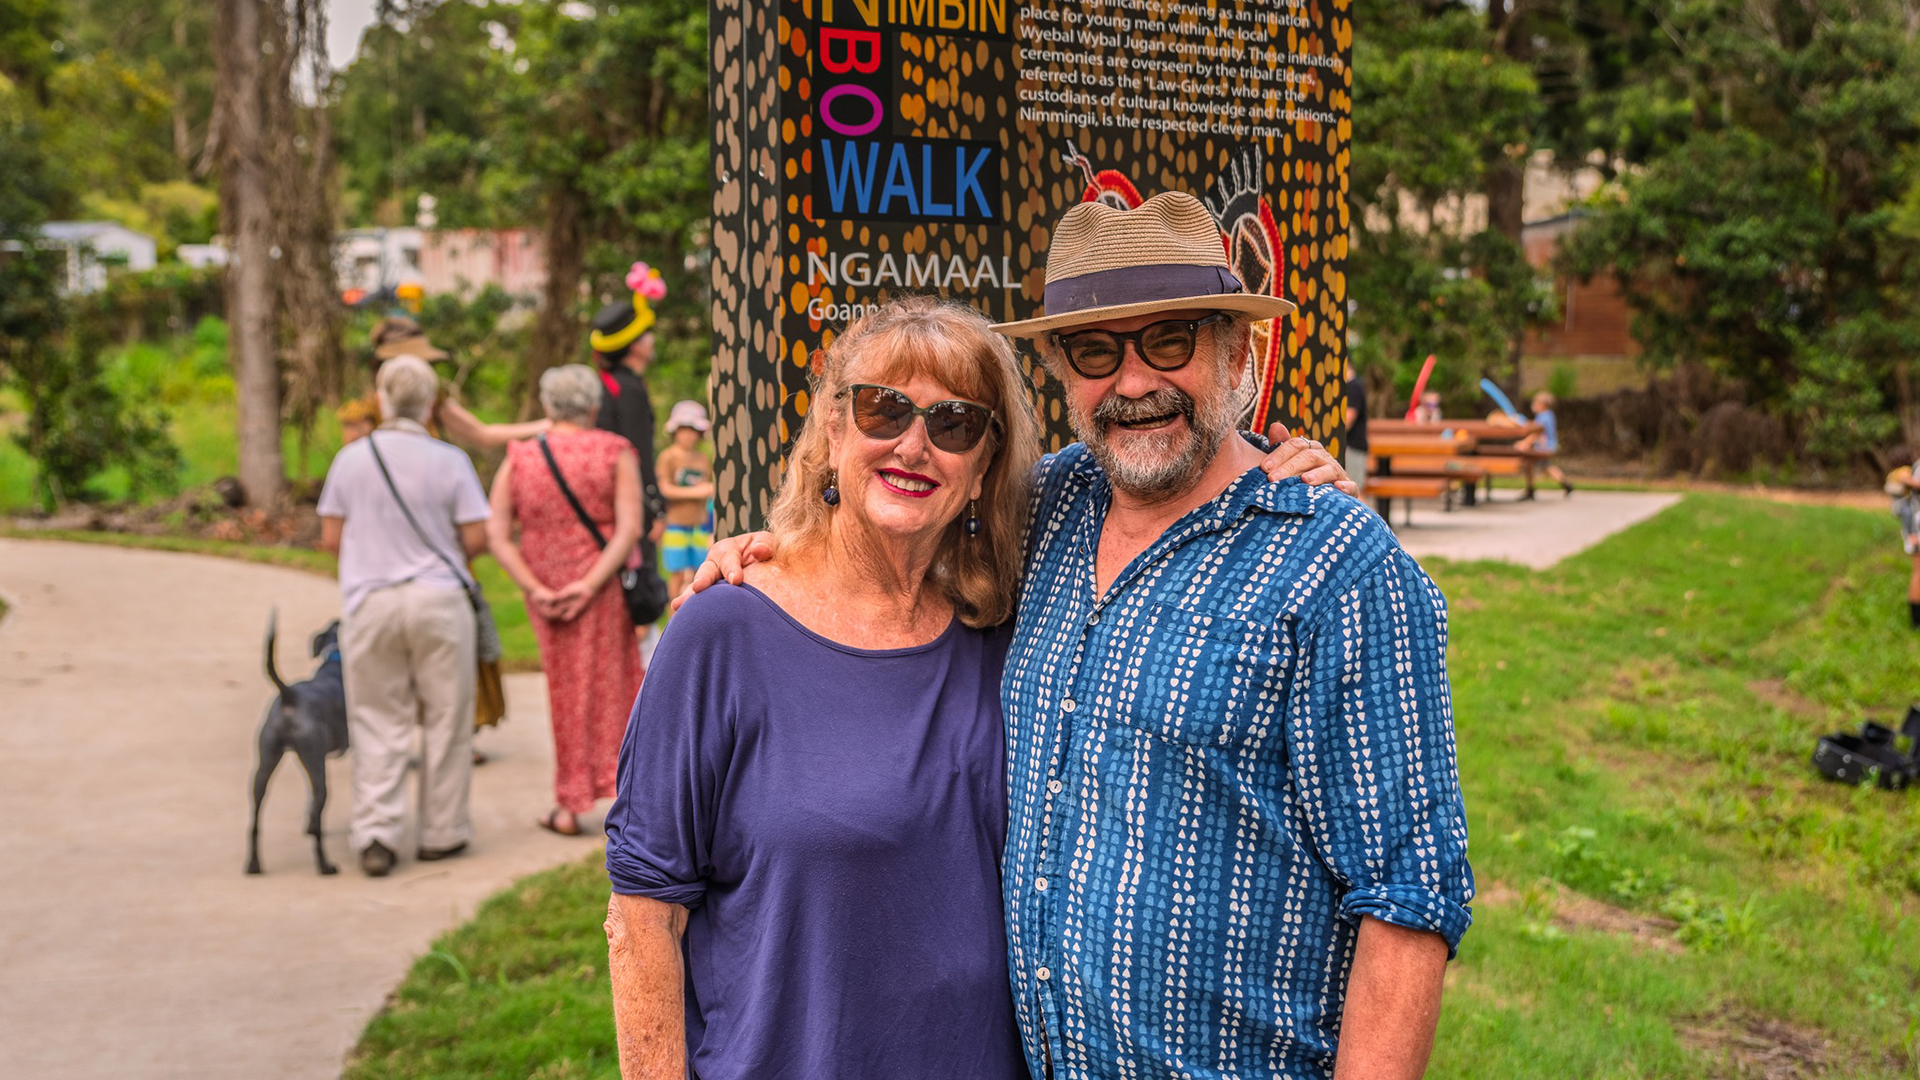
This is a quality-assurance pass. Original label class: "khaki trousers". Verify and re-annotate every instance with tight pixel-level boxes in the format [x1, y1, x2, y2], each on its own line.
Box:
[342, 582, 475, 854]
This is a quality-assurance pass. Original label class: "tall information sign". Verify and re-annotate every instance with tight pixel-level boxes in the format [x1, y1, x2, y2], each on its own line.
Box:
[710, 0, 1352, 533]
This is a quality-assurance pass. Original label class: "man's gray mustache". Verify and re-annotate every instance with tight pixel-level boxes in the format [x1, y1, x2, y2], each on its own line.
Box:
[1092, 389, 1195, 427]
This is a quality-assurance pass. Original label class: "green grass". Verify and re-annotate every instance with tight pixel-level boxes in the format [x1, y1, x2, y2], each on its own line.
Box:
[0, 316, 480, 510]
[345, 855, 620, 1080]
[1433, 494, 1920, 1077]
[0, 527, 541, 670]
[342, 492, 1920, 1079]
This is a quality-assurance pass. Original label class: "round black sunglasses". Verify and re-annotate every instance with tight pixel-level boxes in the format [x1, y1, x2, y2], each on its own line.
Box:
[1050, 313, 1231, 379]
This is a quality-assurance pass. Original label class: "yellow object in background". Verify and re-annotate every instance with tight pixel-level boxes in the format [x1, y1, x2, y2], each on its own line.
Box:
[396, 282, 425, 314]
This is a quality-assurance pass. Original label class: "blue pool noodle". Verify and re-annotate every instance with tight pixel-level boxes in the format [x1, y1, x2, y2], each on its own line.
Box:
[1479, 378, 1526, 422]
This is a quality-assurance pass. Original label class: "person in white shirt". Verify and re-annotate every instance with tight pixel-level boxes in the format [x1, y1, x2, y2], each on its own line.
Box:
[317, 356, 492, 877]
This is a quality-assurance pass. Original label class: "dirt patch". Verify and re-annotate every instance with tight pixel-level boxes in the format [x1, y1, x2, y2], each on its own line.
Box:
[1544, 455, 1887, 510]
[1475, 879, 1687, 955]
[1676, 1008, 1834, 1080]
[1609, 657, 1681, 702]
[1747, 679, 1829, 722]
[1475, 879, 1521, 907]
[1552, 891, 1685, 955]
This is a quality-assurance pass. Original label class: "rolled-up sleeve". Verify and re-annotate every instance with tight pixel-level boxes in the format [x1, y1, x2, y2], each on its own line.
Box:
[604, 596, 734, 906]
[1287, 548, 1474, 956]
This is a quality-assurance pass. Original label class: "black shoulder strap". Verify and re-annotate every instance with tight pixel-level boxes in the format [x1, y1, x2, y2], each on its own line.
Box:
[366, 432, 480, 609]
[537, 434, 611, 548]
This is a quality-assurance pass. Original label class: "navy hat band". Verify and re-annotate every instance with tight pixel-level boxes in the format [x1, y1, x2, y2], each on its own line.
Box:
[1042, 263, 1246, 319]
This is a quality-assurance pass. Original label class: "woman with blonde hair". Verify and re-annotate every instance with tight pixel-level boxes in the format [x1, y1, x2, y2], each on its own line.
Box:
[602, 296, 1037, 1080]
[487, 364, 645, 836]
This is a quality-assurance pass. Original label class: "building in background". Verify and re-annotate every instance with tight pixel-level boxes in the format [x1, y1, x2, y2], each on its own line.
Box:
[336, 227, 424, 303]
[176, 243, 230, 270]
[1519, 212, 1641, 396]
[418, 229, 545, 299]
[335, 226, 545, 305]
[34, 221, 158, 294]
[1361, 151, 1643, 398]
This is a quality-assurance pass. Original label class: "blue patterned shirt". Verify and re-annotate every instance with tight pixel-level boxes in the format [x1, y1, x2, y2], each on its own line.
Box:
[1002, 444, 1474, 1080]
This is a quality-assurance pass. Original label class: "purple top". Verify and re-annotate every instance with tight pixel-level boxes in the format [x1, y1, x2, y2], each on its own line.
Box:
[605, 584, 1024, 1080]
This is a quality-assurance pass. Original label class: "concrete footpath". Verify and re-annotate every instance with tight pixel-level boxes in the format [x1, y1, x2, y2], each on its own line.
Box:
[1387, 489, 1682, 570]
[0, 539, 600, 1080]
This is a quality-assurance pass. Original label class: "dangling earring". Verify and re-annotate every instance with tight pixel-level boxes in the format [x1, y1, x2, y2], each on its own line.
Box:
[964, 499, 981, 537]
[822, 469, 840, 506]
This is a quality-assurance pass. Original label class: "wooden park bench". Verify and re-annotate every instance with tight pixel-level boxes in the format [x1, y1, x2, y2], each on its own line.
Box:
[1389, 454, 1491, 505]
[1368, 419, 1547, 502]
[1363, 433, 1478, 526]
[1368, 418, 1541, 444]
[1471, 444, 1559, 499]
[1363, 475, 1458, 526]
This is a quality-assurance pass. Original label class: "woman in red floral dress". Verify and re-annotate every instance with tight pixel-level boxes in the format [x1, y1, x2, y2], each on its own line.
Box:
[487, 365, 646, 835]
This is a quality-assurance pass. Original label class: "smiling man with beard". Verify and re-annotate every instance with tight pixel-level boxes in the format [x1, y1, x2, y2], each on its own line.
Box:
[990, 191, 1473, 1080]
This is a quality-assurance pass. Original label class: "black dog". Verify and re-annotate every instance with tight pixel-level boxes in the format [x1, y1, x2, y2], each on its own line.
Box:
[246, 610, 348, 875]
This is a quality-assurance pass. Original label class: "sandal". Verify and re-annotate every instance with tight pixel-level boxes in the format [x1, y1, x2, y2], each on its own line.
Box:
[537, 808, 583, 836]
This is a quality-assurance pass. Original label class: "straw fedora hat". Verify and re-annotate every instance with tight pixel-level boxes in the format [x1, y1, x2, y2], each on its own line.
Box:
[992, 190, 1296, 338]
[370, 316, 450, 362]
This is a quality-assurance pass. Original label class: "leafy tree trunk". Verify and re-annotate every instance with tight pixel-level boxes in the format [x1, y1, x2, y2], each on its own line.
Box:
[1486, 0, 1531, 388]
[1896, 360, 1920, 449]
[525, 187, 585, 418]
[215, 0, 283, 506]
[171, 13, 191, 168]
[1484, 0, 1528, 246]
[270, 0, 345, 468]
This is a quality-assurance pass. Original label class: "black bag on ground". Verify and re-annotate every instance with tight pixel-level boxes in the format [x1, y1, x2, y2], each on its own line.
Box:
[537, 435, 670, 628]
[1812, 707, 1920, 791]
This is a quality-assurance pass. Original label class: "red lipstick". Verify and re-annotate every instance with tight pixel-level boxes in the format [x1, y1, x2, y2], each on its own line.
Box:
[877, 469, 940, 498]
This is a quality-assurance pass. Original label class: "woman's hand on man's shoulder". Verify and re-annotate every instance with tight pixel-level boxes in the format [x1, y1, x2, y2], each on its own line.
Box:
[1261, 422, 1359, 496]
[670, 532, 777, 612]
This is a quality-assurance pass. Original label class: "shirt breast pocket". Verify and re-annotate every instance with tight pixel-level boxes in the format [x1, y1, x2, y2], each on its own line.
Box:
[1115, 603, 1281, 749]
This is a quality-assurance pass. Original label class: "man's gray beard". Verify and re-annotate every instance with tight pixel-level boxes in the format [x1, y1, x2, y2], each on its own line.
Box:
[1070, 383, 1237, 502]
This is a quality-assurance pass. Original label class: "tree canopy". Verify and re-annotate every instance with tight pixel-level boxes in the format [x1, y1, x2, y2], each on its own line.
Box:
[10, 0, 1920, 497]
[331, 0, 709, 390]
[1563, 0, 1920, 461]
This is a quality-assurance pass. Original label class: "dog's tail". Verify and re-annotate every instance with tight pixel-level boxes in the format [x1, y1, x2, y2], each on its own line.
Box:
[265, 607, 294, 702]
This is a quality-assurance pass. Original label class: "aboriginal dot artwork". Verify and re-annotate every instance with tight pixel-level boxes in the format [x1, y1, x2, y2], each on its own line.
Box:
[710, 0, 1353, 534]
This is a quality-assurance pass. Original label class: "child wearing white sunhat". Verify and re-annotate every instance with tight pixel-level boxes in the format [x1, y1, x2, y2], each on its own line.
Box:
[657, 400, 716, 597]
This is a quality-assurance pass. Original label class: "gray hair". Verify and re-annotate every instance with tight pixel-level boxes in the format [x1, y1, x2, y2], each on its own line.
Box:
[1222, 314, 1260, 428]
[539, 364, 604, 423]
[376, 355, 439, 423]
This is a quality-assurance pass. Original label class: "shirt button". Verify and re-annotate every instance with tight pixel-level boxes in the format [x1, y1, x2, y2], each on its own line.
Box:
[1037, 966, 1052, 982]
[1035, 876, 1049, 892]
[1047, 779, 1063, 795]
[1062, 697, 1077, 713]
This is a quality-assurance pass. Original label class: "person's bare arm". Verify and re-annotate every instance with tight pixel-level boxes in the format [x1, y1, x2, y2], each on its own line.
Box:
[606, 893, 690, 1080]
[320, 516, 343, 556]
[1262, 423, 1359, 495]
[552, 450, 646, 621]
[459, 521, 488, 560]
[437, 396, 552, 449]
[658, 478, 717, 500]
[484, 456, 552, 601]
[1331, 918, 1450, 1080]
